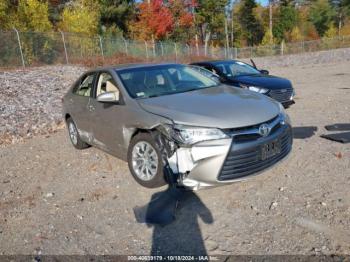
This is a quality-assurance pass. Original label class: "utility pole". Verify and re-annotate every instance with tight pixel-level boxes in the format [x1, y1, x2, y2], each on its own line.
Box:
[225, 17, 230, 54]
[231, 16, 234, 49]
[193, 6, 200, 56]
[338, 13, 342, 37]
[147, 0, 155, 56]
[224, 6, 230, 58]
[269, 0, 273, 44]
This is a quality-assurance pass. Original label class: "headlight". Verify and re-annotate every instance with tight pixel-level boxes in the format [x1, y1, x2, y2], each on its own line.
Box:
[278, 103, 291, 125]
[291, 89, 295, 100]
[240, 84, 269, 94]
[160, 124, 229, 145]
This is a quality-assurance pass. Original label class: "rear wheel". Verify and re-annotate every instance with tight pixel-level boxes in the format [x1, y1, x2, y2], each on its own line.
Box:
[66, 118, 89, 149]
[127, 133, 166, 188]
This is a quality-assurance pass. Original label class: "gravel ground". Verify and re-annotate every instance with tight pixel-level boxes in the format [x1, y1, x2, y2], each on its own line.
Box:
[0, 60, 350, 255]
[0, 66, 85, 145]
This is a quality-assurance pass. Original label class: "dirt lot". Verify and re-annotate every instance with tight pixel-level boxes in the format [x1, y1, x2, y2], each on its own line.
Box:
[0, 61, 350, 255]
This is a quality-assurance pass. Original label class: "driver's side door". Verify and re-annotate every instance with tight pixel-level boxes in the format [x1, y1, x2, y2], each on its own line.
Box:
[87, 71, 125, 155]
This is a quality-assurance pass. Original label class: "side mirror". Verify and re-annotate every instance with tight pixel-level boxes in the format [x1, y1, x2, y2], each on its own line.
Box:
[260, 69, 269, 75]
[97, 91, 119, 103]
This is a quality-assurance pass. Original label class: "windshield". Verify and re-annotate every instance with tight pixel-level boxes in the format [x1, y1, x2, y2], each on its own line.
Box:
[117, 64, 219, 99]
[214, 61, 261, 78]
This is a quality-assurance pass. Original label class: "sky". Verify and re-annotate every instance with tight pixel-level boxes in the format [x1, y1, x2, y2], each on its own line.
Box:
[257, 0, 269, 6]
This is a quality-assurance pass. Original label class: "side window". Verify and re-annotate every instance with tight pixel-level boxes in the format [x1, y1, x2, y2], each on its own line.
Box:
[96, 72, 119, 97]
[215, 65, 226, 74]
[73, 74, 95, 97]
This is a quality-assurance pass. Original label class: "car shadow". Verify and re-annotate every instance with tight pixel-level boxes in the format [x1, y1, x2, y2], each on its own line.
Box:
[292, 126, 318, 139]
[134, 188, 213, 255]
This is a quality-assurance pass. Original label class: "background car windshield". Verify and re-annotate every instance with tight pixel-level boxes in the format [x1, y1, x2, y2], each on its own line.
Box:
[215, 61, 260, 78]
[117, 65, 218, 99]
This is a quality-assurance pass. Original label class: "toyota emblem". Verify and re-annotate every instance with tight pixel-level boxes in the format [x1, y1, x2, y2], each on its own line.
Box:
[259, 124, 270, 137]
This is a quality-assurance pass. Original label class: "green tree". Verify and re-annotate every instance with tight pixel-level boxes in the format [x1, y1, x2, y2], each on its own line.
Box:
[324, 23, 337, 37]
[237, 0, 264, 46]
[59, 0, 100, 35]
[260, 29, 274, 45]
[289, 26, 303, 41]
[195, 0, 228, 44]
[329, 0, 350, 34]
[15, 0, 53, 31]
[47, 0, 70, 26]
[309, 0, 335, 36]
[99, 0, 135, 36]
[0, 0, 10, 29]
[273, 3, 299, 42]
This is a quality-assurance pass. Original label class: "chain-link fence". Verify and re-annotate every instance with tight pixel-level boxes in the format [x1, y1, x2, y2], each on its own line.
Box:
[1, 29, 350, 68]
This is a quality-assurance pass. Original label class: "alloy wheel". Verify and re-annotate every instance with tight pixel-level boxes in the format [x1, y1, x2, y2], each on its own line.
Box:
[131, 141, 159, 181]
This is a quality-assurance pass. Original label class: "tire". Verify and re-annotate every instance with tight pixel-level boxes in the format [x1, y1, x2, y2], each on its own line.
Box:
[66, 117, 89, 150]
[127, 133, 167, 188]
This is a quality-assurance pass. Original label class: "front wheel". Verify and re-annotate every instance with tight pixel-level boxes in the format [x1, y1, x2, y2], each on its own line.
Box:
[127, 133, 167, 188]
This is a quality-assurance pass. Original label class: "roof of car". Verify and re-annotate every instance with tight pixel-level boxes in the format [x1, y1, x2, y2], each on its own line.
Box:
[191, 59, 238, 65]
[86, 63, 181, 74]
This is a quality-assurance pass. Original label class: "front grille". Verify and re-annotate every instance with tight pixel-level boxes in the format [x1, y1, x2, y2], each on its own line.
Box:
[218, 128, 292, 181]
[223, 115, 282, 143]
[268, 88, 293, 103]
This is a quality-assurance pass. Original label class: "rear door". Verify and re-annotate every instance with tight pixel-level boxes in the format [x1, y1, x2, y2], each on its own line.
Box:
[70, 73, 96, 142]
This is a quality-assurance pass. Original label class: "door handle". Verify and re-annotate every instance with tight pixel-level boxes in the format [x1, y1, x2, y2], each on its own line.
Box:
[88, 105, 95, 112]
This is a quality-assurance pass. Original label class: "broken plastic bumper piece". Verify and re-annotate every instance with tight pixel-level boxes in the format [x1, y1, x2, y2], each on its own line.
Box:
[168, 123, 293, 190]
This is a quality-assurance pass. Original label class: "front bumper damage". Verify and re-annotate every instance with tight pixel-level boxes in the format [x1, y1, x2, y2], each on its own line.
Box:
[161, 120, 293, 190]
[167, 138, 232, 189]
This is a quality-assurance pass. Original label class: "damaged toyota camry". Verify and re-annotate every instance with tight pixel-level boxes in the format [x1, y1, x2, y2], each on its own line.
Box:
[62, 63, 293, 190]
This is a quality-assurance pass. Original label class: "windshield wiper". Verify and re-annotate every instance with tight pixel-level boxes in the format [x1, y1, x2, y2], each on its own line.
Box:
[235, 73, 260, 77]
[146, 94, 163, 98]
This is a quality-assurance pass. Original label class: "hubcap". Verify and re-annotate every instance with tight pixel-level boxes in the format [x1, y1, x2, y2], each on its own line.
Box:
[68, 122, 78, 145]
[131, 141, 158, 181]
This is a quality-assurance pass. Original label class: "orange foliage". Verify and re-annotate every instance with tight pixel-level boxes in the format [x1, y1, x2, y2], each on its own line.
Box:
[131, 0, 174, 40]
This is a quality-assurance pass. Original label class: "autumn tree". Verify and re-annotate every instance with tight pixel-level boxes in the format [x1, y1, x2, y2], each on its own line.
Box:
[130, 0, 173, 40]
[169, 0, 196, 42]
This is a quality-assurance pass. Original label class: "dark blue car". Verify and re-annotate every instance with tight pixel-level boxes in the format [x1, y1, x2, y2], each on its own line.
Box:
[190, 60, 295, 108]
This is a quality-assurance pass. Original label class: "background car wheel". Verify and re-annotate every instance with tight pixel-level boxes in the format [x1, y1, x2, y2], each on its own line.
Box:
[66, 118, 89, 149]
[127, 133, 167, 188]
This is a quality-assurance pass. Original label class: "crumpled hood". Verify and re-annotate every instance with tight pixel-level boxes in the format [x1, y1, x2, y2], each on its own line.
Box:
[137, 85, 280, 129]
[234, 74, 293, 90]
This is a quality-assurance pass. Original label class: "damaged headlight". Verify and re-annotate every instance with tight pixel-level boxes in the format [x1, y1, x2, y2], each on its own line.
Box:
[160, 124, 229, 145]
[240, 84, 269, 94]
